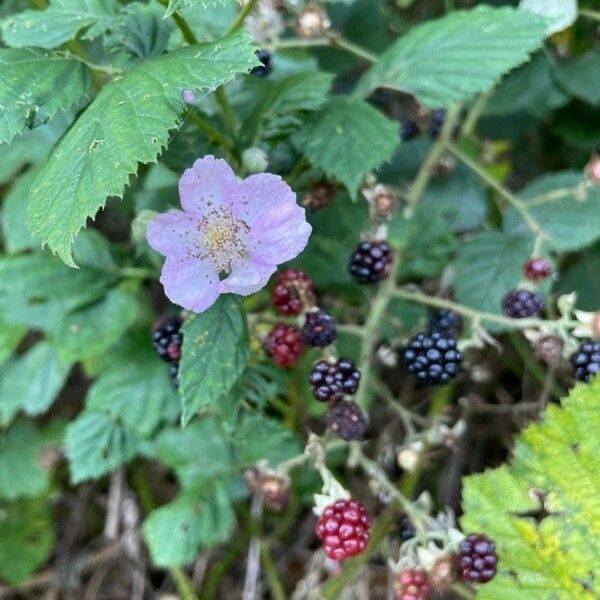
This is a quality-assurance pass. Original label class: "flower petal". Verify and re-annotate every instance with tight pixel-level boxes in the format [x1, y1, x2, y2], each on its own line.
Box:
[235, 173, 312, 264]
[159, 255, 220, 313]
[146, 210, 196, 257]
[178, 155, 239, 216]
[220, 257, 277, 296]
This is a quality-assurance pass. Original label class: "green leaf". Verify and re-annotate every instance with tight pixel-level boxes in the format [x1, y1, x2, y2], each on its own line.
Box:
[461, 378, 600, 599]
[453, 230, 533, 321]
[505, 171, 600, 252]
[0, 420, 50, 500]
[65, 410, 142, 483]
[156, 416, 234, 487]
[0, 319, 25, 367]
[0, 497, 55, 585]
[86, 351, 178, 437]
[71, 229, 117, 271]
[143, 483, 235, 567]
[0, 342, 72, 426]
[235, 413, 300, 467]
[52, 289, 138, 362]
[0, 48, 91, 145]
[356, 6, 546, 108]
[0, 0, 119, 49]
[163, 0, 230, 18]
[27, 31, 259, 266]
[180, 295, 249, 425]
[2, 168, 38, 253]
[292, 97, 399, 197]
[553, 50, 600, 107]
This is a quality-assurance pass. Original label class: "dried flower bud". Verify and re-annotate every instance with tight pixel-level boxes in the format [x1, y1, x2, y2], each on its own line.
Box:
[245, 0, 285, 44]
[245, 467, 290, 511]
[362, 182, 399, 220]
[296, 5, 331, 38]
[430, 555, 457, 591]
[534, 335, 564, 367]
[303, 180, 336, 211]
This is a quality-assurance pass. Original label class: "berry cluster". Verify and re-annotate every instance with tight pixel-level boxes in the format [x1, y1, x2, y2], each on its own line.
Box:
[458, 534, 498, 584]
[428, 309, 462, 337]
[394, 569, 431, 600]
[264, 323, 305, 367]
[348, 240, 393, 284]
[315, 499, 371, 561]
[309, 357, 361, 401]
[570, 340, 600, 382]
[272, 269, 316, 316]
[302, 309, 337, 347]
[502, 288, 545, 319]
[429, 109, 446, 139]
[523, 257, 552, 281]
[152, 316, 183, 386]
[325, 401, 368, 441]
[402, 119, 420, 141]
[403, 331, 463, 385]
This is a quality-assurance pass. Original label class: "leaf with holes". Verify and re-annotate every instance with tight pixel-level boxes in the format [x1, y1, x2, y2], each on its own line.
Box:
[292, 97, 399, 197]
[27, 31, 259, 266]
[356, 6, 546, 107]
[0, 49, 91, 145]
[461, 377, 600, 599]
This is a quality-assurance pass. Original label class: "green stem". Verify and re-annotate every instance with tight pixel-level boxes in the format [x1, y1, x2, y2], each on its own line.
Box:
[451, 583, 477, 599]
[214, 87, 239, 137]
[260, 543, 287, 600]
[327, 33, 377, 63]
[158, 0, 198, 43]
[579, 8, 600, 22]
[447, 141, 543, 237]
[461, 90, 492, 138]
[186, 111, 235, 153]
[278, 439, 348, 473]
[227, 0, 260, 33]
[118, 267, 156, 279]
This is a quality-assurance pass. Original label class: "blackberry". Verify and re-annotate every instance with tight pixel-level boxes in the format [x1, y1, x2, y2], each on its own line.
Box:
[523, 257, 552, 281]
[394, 569, 431, 600]
[272, 269, 316, 316]
[302, 310, 337, 347]
[264, 323, 304, 367]
[326, 400, 368, 440]
[428, 309, 462, 337]
[570, 340, 600, 382]
[399, 516, 416, 542]
[348, 240, 393, 284]
[168, 363, 180, 387]
[315, 499, 371, 561]
[152, 316, 183, 363]
[502, 288, 545, 319]
[303, 180, 336, 212]
[309, 358, 361, 401]
[403, 331, 463, 385]
[429, 109, 446, 139]
[458, 533, 498, 584]
[401, 119, 420, 141]
[251, 49, 271, 77]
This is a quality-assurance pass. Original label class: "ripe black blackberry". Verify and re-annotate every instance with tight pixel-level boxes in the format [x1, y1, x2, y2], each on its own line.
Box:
[152, 316, 183, 363]
[326, 400, 368, 440]
[251, 49, 271, 77]
[458, 533, 498, 584]
[348, 240, 392, 284]
[429, 109, 446, 139]
[428, 309, 462, 337]
[399, 516, 416, 542]
[401, 119, 419, 141]
[403, 331, 463, 385]
[309, 358, 361, 401]
[502, 288, 545, 319]
[570, 340, 600, 382]
[302, 309, 337, 347]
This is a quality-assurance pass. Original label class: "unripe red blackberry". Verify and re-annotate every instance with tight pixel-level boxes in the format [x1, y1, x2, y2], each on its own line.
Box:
[523, 257, 552, 281]
[394, 568, 431, 600]
[264, 323, 304, 367]
[272, 269, 316, 316]
[326, 400, 368, 440]
[315, 499, 371, 561]
[348, 240, 393, 284]
[301, 309, 337, 347]
[309, 357, 361, 401]
[502, 288, 545, 319]
[152, 316, 183, 363]
[458, 533, 498, 584]
[403, 331, 463, 385]
[570, 340, 600, 382]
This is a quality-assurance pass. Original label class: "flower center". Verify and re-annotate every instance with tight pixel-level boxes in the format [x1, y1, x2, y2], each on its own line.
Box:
[197, 209, 250, 273]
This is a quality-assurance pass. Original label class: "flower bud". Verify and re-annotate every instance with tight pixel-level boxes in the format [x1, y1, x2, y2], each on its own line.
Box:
[297, 5, 331, 38]
[242, 147, 269, 173]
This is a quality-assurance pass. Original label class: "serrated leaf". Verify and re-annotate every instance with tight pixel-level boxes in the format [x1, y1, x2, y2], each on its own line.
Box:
[0, 497, 55, 585]
[143, 483, 235, 567]
[52, 289, 138, 362]
[71, 229, 117, 271]
[0, 49, 91, 145]
[65, 410, 142, 483]
[356, 6, 546, 108]
[235, 413, 300, 467]
[86, 351, 178, 437]
[461, 378, 600, 599]
[0, 342, 72, 426]
[27, 31, 259, 266]
[505, 171, 600, 252]
[292, 97, 399, 197]
[0, 0, 119, 49]
[156, 416, 234, 487]
[453, 231, 533, 322]
[553, 50, 600, 107]
[179, 295, 249, 425]
[163, 0, 230, 18]
[0, 420, 50, 500]
[519, 0, 577, 36]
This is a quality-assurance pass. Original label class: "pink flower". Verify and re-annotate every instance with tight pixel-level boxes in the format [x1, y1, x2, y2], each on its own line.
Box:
[147, 156, 312, 313]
